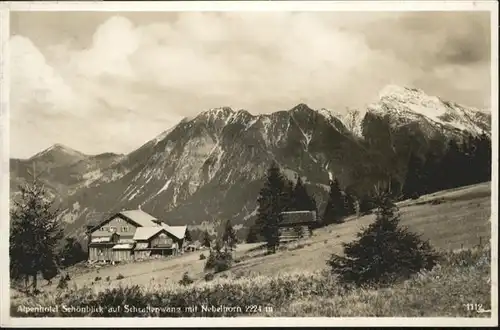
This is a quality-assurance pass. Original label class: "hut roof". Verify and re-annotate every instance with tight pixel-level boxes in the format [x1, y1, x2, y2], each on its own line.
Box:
[280, 210, 317, 226]
[163, 225, 187, 240]
[119, 210, 159, 227]
[133, 227, 164, 241]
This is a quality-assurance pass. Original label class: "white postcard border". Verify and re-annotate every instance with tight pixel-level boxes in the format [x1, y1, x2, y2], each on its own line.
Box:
[0, 1, 498, 327]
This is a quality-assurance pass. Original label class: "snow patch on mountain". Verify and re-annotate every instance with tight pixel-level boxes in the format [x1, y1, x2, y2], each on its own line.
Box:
[82, 169, 103, 186]
[206, 145, 225, 181]
[157, 179, 172, 196]
[370, 84, 489, 136]
[244, 117, 259, 130]
[127, 188, 141, 201]
[259, 116, 273, 147]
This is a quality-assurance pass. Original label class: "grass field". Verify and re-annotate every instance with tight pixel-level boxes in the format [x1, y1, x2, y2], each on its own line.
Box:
[9, 182, 493, 317]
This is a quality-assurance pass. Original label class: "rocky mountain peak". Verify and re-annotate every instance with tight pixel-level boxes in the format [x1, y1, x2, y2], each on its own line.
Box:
[290, 103, 314, 113]
[199, 106, 234, 118]
[368, 84, 490, 136]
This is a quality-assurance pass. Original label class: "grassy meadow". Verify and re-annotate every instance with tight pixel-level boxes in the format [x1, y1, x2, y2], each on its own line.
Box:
[10, 182, 493, 317]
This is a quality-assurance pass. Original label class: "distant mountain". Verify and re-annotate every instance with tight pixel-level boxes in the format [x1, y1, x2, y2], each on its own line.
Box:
[9, 85, 491, 241]
[29, 143, 87, 167]
[10, 145, 123, 203]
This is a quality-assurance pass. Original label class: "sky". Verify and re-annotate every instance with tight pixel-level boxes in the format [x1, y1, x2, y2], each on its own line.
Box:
[9, 10, 492, 159]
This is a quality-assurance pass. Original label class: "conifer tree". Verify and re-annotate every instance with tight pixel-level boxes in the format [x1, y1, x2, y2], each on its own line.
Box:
[420, 148, 441, 194]
[327, 186, 440, 286]
[402, 153, 425, 199]
[461, 133, 477, 185]
[358, 194, 375, 215]
[256, 162, 289, 254]
[285, 179, 296, 211]
[475, 133, 492, 183]
[184, 228, 192, 242]
[292, 176, 316, 211]
[322, 178, 346, 225]
[245, 223, 261, 243]
[222, 220, 238, 251]
[10, 179, 64, 292]
[342, 190, 357, 216]
[59, 237, 87, 268]
[440, 139, 462, 190]
[202, 230, 211, 248]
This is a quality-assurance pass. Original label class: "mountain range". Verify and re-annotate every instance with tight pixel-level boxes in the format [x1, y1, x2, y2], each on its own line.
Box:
[9, 85, 492, 240]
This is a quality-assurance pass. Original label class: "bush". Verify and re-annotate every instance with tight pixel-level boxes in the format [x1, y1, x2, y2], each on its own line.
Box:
[64, 274, 71, 281]
[199, 253, 206, 260]
[327, 192, 440, 287]
[105, 276, 110, 282]
[179, 272, 194, 286]
[204, 249, 232, 273]
[204, 273, 214, 282]
[94, 276, 101, 282]
[57, 276, 69, 290]
[116, 274, 124, 280]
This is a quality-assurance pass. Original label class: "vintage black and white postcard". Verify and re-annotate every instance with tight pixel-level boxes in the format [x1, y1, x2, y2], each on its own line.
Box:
[0, 0, 498, 327]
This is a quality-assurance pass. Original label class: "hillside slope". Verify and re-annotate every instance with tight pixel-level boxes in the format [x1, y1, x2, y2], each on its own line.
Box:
[36, 181, 491, 291]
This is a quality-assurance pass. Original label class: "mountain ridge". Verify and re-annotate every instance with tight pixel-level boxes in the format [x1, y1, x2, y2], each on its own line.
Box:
[9, 85, 492, 242]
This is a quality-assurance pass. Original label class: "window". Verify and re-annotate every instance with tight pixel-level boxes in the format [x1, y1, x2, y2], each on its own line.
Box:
[109, 226, 117, 233]
[122, 226, 129, 232]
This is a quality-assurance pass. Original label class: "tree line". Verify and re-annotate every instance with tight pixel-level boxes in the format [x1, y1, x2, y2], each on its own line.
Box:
[247, 132, 491, 254]
[402, 133, 491, 199]
[246, 162, 360, 253]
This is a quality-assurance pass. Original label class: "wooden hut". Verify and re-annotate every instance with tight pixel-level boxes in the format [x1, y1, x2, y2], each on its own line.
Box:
[278, 210, 317, 243]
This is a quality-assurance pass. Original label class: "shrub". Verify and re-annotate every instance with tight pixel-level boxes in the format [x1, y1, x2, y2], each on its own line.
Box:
[57, 276, 68, 290]
[64, 274, 71, 281]
[204, 273, 214, 282]
[204, 249, 232, 273]
[179, 272, 194, 286]
[94, 276, 101, 282]
[105, 276, 110, 281]
[199, 253, 206, 260]
[116, 274, 124, 280]
[327, 191, 440, 287]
